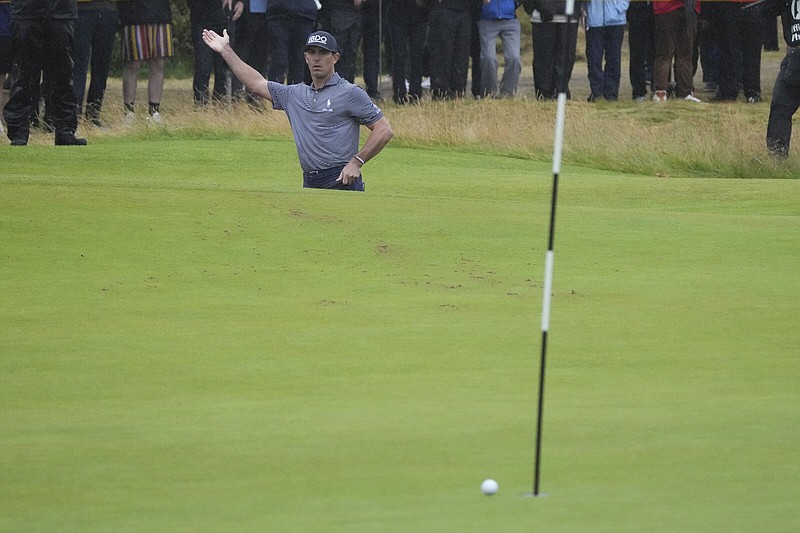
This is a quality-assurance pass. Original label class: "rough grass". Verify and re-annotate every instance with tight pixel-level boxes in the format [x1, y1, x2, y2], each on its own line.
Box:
[48, 60, 799, 181]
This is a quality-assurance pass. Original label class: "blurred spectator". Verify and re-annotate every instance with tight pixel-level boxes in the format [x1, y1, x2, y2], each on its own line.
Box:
[266, 0, 318, 84]
[189, 0, 242, 106]
[3, 0, 86, 145]
[361, 0, 380, 99]
[325, 0, 361, 84]
[652, 0, 701, 102]
[469, 0, 482, 98]
[696, 8, 719, 93]
[429, 0, 471, 100]
[627, 0, 654, 101]
[73, 0, 118, 127]
[765, 0, 800, 157]
[119, 0, 173, 123]
[584, 0, 628, 102]
[387, 0, 427, 104]
[763, 13, 779, 52]
[233, 0, 270, 101]
[706, 0, 764, 103]
[478, 0, 521, 97]
[528, 0, 582, 100]
[0, 1, 10, 137]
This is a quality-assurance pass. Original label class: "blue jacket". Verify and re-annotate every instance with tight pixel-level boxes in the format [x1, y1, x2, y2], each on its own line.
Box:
[585, 0, 628, 29]
[480, 0, 517, 20]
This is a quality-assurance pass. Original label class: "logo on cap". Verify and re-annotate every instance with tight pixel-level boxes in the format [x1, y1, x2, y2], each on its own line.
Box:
[308, 34, 328, 46]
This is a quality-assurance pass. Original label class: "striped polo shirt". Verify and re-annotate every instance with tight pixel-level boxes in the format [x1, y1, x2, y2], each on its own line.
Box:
[268, 74, 384, 173]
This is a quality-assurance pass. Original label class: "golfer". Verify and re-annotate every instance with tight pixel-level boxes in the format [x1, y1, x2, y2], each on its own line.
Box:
[202, 28, 393, 190]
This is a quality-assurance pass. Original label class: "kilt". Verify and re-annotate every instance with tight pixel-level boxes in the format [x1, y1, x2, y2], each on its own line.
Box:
[121, 23, 173, 62]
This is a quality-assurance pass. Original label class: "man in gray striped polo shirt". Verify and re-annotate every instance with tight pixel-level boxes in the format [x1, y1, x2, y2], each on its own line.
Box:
[203, 28, 394, 191]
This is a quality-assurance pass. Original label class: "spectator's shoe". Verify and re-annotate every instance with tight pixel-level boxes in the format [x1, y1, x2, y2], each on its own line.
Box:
[746, 94, 762, 104]
[767, 138, 788, 158]
[421, 77, 431, 90]
[123, 111, 135, 126]
[148, 111, 163, 125]
[684, 93, 702, 103]
[633, 96, 646, 103]
[653, 90, 667, 102]
[55, 131, 88, 146]
[10, 130, 29, 146]
[710, 93, 736, 103]
[0, 121, 4, 136]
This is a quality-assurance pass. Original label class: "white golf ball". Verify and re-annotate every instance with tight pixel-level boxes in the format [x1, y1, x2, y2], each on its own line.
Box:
[481, 478, 499, 496]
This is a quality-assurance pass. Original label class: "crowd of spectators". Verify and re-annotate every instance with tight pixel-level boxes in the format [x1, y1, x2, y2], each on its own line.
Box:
[0, 0, 797, 150]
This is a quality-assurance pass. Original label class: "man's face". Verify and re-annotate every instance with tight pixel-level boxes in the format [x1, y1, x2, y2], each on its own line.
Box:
[304, 47, 339, 80]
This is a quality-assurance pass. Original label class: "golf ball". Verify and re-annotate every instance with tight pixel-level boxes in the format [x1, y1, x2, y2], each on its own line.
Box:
[481, 478, 499, 496]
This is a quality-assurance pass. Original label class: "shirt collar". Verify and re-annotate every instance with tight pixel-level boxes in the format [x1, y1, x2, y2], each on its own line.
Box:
[312, 73, 342, 91]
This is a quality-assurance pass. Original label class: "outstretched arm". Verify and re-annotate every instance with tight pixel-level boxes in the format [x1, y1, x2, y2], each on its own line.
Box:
[338, 117, 395, 185]
[202, 29, 272, 101]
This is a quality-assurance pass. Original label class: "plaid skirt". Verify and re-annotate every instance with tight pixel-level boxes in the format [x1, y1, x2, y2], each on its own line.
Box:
[121, 23, 173, 62]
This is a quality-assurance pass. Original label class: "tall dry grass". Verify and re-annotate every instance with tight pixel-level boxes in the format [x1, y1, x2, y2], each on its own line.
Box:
[86, 77, 798, 180]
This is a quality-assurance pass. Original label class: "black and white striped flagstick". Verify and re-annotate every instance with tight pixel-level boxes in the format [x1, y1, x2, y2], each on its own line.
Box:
[532, 0, 575, 498]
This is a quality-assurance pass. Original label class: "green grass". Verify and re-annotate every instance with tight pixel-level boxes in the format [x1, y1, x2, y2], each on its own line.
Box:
[2, 138, 799, 531]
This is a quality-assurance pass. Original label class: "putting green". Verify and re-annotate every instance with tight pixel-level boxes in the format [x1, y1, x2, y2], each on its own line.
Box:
[2, 139, 798, 531]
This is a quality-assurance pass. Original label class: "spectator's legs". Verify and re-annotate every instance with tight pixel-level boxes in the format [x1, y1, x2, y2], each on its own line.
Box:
[653, 10, 679, 93]
[497, 18, 521, 97]
[603, 25, 625, 100]
[478, 19, 499, 96]
[147, 57, 165, 111]
[84, 8, 117, 122]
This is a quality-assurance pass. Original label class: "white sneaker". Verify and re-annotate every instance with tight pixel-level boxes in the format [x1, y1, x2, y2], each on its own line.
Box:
[653, 90, 667, 102]
[0, 121, 4, 136]
[149, 111, 163, 124]
[123, 111, 135, 126]
[421, 76, 431, 90]
[684, 93, 701, 103]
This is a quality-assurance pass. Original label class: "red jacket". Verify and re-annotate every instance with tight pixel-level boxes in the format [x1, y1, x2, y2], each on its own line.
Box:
[652, 0, 700, 16]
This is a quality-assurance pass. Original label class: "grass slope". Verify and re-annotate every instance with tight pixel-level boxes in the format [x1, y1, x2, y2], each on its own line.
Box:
[2, 139, 799, 532]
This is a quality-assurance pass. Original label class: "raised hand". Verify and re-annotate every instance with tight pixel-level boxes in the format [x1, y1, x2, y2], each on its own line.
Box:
[202, 29, 230, 53]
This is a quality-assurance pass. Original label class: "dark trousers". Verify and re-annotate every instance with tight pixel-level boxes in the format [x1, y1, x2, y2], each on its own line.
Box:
[470, 5, 481, 97]
[763, 15, 779, 51]
[233, 12, 270, 98]
[192, 22, 229, 104]
[330, 9, 361, 83]
[303, 166, 364, 191]
[267, 15, 314, 85]
[586, 24, 625, 101]
[428, 8, 470, 99]
[653, 8, 697, 97]
[697, 9, 719, 86]
[389, 19, 426, 103]
[627, 1, 654, 99]
[361, 6, 380, 97]
[4, 18, 78, 140]
[234, 12, 270, 80]
[531, 21, 579, 99]
[767, 49, 800, 156]
[710, 3, 764, 100]
[73, 7, 117, 118]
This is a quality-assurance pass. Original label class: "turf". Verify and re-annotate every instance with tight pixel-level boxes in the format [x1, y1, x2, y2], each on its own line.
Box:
[2, 138, 799, 532]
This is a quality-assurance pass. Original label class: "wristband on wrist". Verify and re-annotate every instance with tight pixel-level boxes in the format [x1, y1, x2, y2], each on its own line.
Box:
[353, 155, 366, 166]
